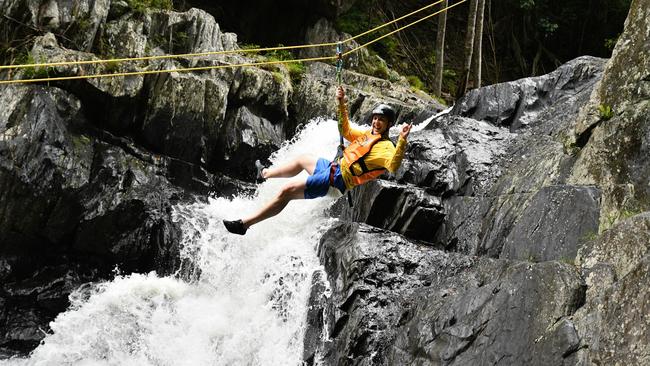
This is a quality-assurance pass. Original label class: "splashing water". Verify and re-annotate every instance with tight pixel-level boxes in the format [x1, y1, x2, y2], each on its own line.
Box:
[2, 118, 349, 366]
[2, 116, 426, 366]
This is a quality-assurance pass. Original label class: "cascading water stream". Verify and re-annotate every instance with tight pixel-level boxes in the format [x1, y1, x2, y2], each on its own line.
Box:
[2, 117, 426, 366]
[2, 118, 343, 366]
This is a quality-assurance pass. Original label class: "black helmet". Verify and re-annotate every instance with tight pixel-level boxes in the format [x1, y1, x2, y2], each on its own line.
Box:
[371, 104, 396, 125]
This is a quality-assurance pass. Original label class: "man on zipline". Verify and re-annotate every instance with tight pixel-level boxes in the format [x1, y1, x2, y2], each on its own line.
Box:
[223, 86, 413, 235]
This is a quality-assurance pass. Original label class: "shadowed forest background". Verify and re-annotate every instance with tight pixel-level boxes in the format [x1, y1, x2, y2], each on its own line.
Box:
[1, 0, 632, 99]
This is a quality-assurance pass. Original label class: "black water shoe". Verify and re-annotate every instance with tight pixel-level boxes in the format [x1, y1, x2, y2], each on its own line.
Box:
[223, 219, 247, 235]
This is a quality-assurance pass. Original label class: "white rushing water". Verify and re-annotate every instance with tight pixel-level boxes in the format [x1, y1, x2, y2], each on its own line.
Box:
[2, 117, 426, 366]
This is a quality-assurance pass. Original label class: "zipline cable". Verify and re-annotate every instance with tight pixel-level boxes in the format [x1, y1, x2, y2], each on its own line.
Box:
[0, 0, 446, 71]
[0, 55, 337, 85]
[344, 0, 466, 57]
[0, 43, 340, 71]
[346, 0, 445, 42]
[0, 1, 464, 85]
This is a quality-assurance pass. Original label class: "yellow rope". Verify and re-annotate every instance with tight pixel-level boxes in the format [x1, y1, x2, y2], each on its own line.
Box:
[0, 55, 337, 85]
[347, 0, 445, 42]
[0, 43, 339, 71]
[344, 0, 466, 57]
[0, 1, 463, 85]
[0, 0, 447, 71]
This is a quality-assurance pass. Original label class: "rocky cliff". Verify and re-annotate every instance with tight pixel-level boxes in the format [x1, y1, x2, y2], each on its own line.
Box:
[0, 0, 648, 364]
[307, 0, 650, 364]
[0, 0, 436, 357]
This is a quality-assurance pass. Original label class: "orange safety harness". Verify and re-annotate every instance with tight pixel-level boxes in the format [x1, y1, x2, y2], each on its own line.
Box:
[342, 130, 393, 187]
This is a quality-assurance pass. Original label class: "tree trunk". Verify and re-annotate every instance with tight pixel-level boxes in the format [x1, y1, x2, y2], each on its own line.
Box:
[456, 0, 479, 99]
[433, 0, 448, 97]
[487, 0, 499, 83]
[472, 0, 486, 88]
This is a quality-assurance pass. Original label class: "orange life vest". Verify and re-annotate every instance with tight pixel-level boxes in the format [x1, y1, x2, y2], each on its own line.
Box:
[342, 130, 391, 187]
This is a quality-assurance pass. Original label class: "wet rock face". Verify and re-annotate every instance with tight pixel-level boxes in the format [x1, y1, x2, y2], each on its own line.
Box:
[13, 0, 110, 51]
[0, 264, 100, 356]
[569, 0, 650, 225]
[306, 222, 586, 365]
[312, 1, 650, 364]
[399, 117, 514, 197]
[498, 185, 601, 262]
[330, 180, 445, 243]
[389, 261, 585, 366]
[0, 85, 183, 354]
[452, 57, 606, 132]
[573, 213, 650, 365]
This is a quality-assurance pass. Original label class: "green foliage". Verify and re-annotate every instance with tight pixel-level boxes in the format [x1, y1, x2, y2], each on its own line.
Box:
[1, 45, 27, 69]
[598, 104, 614, 120]
[127, 0, 172, 15]
[286, 61, 305, 85]
[103, 59, 120, 74]
[493, 0, 631, 82]
[604, 36, 619, 51]
[170, 31, 189, 53]
[433, 95, 448, 107]
[239, 43, 261, 50]
[604, 206, 644, 230]
[538, 18, 559, 37]
[334, 3, 373, 37]
[20, 54, 52, 80]
[557, 130, 580, 156]
[264, 46, 294, 62]
[442, 69, 458, 96]
[372, 62, 390, 80]
[620, 208, 642, 220]
[149, 34, 167, 49]
[335, 2, 400, 63]
[254, 45, 305, 85]
[71, 134, 92, 150]
[271, 71, 284, 84]
[519, 0, 536, 10]
[407, 75, 424, 91]
[77, 17, 92, 32]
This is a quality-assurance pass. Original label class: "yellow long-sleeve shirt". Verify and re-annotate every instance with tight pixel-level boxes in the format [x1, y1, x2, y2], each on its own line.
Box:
[338, 103, 407, 189]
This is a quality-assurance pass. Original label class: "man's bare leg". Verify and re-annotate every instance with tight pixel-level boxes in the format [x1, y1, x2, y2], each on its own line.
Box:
[242, 179, 307, 228]
[223, 155, 318, 235]
[262, 155, 318, 179]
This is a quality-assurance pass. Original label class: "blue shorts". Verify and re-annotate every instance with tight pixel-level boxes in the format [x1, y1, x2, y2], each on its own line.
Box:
[305, 158, 346, 199]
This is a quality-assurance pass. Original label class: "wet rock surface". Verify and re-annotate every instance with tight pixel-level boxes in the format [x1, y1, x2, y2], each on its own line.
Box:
[307, 222, 585, 365]
[309, 0, 650, 363]
[0, 0, 433, 357]
[0, 0, 649, 363]
[0, 85, 184, 354]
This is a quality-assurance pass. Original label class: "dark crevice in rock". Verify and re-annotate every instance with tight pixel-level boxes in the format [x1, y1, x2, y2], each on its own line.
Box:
[575, 119, 602, 148]
[330, 314, 350, 339]
[350, 331, 371, 358]
[563, 344, 588, 359]
[445, 320, 489, 362]
[61, 80, 146, 138]
[339, 289, 369, 313]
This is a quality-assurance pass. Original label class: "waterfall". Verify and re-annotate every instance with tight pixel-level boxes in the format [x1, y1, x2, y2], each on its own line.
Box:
[3, 118, 342, 366]
[2, 116, 425, 365]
